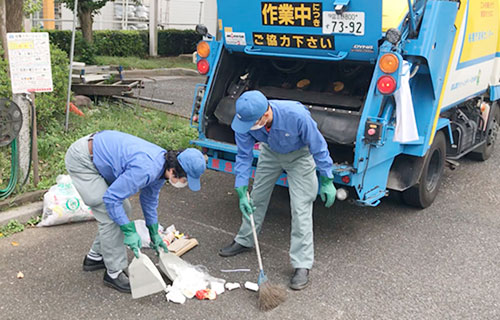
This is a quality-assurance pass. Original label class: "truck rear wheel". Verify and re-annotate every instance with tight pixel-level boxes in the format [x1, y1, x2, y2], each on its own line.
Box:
[469, 102, 499, 161]
[402, 131, 446, 209]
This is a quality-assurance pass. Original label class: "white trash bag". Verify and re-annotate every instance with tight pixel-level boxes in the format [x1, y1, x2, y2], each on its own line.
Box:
[38, 175, 94, 227]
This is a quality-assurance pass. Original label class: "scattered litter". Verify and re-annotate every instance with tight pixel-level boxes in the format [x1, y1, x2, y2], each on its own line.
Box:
[166, 286, 186, 304]
[134, 219, 164, 248]
[38, 175, 94, 227]
[10, 241, 19, 246]
[16, 271, 24, 279]
[220, 268, 251, 273]
[167, 238, 198, 257]
[195, 289, 216, 300]
[210, 280, 225, 295]
[244, 281, 259, 292]
[225, 282, 241, 291]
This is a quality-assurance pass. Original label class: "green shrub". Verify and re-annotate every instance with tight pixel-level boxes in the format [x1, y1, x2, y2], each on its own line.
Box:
[94, 30, 148, 57]
[158, 29, 201, 56]
[45, 29, 201, 58]
[35, 44, 70, 125]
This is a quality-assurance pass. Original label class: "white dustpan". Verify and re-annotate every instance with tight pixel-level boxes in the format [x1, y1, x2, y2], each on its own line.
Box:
[129, 251, 167, 299]
[158, 250, 190, 281]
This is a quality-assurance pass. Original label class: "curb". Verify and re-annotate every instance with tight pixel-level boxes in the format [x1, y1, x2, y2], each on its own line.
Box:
[0, 201, 43, 226]
[121, 68, 199, 79]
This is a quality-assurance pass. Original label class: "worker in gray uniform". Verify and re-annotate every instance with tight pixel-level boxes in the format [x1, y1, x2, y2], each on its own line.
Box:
[219, 90, 336, 290]
[65, 130, 206, 293]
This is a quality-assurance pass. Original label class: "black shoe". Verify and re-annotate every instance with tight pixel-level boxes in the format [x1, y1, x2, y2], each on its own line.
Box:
[103, 271, 131, 293]
[289, 268, 310, 290]
[218, 240, 251, 257]
[83, 256, 105, 272]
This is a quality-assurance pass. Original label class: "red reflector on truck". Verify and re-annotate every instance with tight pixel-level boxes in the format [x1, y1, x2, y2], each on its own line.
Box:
[377, 75, 396, 95]
[197, 59, 210, 75]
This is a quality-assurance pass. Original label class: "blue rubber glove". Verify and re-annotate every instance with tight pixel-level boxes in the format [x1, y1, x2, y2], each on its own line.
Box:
[319, 175, 336, 208]
[147, 223, 168, 254]
[119, 221, 141, 258]
[235, 185, 256, 220]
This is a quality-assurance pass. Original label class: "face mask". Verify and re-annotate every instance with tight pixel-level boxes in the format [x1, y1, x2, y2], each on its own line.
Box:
[250, 123, 265, 130]
[250, 117, 266, 130]
[169, 179, 188, 189]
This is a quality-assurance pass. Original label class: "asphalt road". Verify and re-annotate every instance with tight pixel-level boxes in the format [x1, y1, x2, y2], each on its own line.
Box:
[1, 76, 499, 319]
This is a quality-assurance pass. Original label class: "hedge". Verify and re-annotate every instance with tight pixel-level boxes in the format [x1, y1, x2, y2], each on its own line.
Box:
[45, 29, 201, 58]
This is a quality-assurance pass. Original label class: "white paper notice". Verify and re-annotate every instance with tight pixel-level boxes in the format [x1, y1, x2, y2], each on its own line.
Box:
[7, 32, 53, 94]
[225, 32, 247, 46]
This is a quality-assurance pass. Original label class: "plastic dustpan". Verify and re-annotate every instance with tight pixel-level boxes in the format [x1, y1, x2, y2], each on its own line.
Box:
[158, 250, 190, 282]
[129, 251, 167, 299]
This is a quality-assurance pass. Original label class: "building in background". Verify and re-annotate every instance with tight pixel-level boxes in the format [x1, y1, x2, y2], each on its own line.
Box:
[31, 0, 218, 35]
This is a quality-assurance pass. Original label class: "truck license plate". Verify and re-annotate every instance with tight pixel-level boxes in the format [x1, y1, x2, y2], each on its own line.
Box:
[322, 11, 365, 36]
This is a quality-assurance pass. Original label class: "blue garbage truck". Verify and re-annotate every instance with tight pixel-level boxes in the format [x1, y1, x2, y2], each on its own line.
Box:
[189, 0, 500, 208]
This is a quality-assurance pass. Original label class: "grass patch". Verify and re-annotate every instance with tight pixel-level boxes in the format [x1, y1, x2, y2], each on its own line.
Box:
[1, 103, 198, 193]
[94, 55, 196, 70]
[0, 215, 42, 238]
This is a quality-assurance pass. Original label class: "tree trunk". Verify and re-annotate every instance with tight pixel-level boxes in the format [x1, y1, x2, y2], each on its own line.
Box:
[6, 0, 23, 32]
[78, 7, 93, 43]
[0, 0, 8, 60]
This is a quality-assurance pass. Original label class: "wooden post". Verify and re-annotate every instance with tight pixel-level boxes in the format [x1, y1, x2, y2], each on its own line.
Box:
[30, 93, 39, 187]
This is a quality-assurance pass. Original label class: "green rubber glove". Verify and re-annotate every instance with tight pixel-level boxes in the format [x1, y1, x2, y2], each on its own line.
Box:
[147, 223, 168, 254]
[319, 175, 336, 208]
[119, 221, 141, 258]
[235, 185, 256, 220]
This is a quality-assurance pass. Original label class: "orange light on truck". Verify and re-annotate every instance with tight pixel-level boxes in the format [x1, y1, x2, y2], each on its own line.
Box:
[379, 53, 399, 74]
[377, 75, 397, 95]
[197, 59, 210, 75]
[197, 41, 210, 58]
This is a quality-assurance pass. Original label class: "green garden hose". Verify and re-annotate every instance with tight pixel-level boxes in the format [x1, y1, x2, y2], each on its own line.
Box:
[0, 139, 19, 200]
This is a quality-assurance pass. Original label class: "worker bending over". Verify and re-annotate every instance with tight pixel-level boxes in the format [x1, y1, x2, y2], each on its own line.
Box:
[65, 130, 206, 293]
[219, 90, 336, 290]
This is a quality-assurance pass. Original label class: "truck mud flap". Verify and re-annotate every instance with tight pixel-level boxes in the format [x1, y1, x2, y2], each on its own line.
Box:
[386, 154, 425, 192]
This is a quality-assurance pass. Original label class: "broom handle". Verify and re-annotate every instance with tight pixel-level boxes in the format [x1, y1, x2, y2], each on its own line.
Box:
[249, 212, 264, 273]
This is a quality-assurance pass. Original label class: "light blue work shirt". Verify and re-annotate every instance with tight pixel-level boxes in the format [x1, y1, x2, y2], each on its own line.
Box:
[234, 100, 334, 188]
[92, 130, 167, 226]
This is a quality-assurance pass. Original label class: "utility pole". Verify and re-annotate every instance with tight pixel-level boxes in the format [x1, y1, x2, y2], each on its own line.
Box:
[149, 0, 158, 56]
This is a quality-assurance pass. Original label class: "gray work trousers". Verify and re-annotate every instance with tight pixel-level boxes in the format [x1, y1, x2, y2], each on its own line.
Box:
[235, 144, 318, 269]
[65, 135, 132, 272]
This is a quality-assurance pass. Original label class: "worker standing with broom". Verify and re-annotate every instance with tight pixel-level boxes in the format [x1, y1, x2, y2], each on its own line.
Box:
[219, 91, 336, 298]
[65, 130, 206, 293]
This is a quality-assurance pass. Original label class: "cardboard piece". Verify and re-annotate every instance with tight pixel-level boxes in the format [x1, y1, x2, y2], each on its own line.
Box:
[167, 238, 199, 256]
[129, 253, 167, 299]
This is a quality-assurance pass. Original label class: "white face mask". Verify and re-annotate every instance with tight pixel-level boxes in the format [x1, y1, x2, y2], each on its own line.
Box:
[250, 116, 266, 131]
[250, 123, 265, 130]
[169, 179, 188, 189]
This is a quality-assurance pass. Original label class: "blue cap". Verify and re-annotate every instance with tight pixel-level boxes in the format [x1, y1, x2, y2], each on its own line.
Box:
[177, 148, 206, 191]
[231, 90, 269, 134]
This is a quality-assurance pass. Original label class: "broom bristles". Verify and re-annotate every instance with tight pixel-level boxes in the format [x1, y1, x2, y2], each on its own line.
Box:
[258, 281, 287, 311]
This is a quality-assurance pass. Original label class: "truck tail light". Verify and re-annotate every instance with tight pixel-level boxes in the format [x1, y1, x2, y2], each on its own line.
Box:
[197, 59, 210, 75]
[341, 176, 350, 184]
[379, 53, 399, 74]
[197, 41, 210, 58]
[377, 75, 397, 95]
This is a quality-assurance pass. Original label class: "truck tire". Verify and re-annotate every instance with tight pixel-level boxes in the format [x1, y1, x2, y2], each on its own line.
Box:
[469, 102, 499, 161]
[402, 131, 446, 209]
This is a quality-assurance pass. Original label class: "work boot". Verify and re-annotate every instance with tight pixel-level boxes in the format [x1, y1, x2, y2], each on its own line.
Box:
[289, 268, 310, 290]
[218, 240, 251, 257]
[103, 271, 131, 293]
[83, 256, 105, 272]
